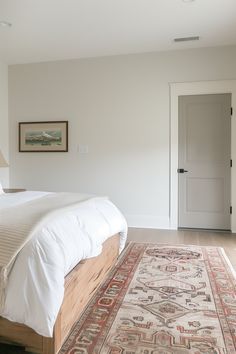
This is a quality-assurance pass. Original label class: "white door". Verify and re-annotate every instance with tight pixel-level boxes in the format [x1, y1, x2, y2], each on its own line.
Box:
[178, 94, 231, 230]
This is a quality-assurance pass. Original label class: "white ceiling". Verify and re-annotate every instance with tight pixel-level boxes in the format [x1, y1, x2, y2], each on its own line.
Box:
[0, 0, 236, 64]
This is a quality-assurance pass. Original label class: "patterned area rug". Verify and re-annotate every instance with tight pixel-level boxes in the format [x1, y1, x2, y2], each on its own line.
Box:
[1, 243, 236, 353]
[60, 243, 236, 354]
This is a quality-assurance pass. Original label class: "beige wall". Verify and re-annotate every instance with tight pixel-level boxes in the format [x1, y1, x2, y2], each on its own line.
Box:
[0, 61, 9, 187]
[8, 45, 236, 227]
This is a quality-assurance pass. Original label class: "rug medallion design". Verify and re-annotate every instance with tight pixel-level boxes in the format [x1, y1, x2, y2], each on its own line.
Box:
[59, 243, 236, 353]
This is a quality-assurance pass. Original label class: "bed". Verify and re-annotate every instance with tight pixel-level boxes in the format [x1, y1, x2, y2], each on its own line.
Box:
[0, 190, 127, 354]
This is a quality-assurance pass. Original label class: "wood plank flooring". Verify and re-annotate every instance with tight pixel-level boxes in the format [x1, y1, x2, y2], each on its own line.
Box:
[127, 228, 236, 270]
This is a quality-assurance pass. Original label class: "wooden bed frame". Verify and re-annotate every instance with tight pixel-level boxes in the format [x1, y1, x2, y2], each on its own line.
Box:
[0, 234, 120, 354]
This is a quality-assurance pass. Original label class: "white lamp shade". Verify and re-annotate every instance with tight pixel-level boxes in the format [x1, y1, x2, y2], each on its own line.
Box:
[0, 150, 8, 167]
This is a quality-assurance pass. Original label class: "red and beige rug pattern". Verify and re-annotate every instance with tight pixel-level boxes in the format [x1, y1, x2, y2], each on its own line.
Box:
[60, 243, 236, 354]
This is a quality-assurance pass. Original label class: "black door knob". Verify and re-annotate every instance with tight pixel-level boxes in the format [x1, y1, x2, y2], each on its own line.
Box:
[177, 168, 188, 173]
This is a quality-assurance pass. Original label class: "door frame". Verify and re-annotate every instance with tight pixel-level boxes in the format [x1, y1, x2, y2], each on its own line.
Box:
[170, 80, 236, 232]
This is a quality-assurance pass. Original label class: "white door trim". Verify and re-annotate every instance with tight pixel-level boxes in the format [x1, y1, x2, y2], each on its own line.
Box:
[170, 80, 236, 232]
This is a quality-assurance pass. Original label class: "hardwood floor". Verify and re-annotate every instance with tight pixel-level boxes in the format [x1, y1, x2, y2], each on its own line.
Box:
[127, 228, 236, 270]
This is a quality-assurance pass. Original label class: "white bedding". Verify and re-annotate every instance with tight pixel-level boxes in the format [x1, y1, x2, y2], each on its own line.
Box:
[0, 191, 127, 337]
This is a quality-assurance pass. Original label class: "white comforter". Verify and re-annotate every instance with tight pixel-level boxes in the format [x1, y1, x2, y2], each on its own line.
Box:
[0, 191, 127, 337]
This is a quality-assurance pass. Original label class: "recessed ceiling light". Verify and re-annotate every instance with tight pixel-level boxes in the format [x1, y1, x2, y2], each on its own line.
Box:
[0, 21, 12, 28]
[182, 0, 195, 2]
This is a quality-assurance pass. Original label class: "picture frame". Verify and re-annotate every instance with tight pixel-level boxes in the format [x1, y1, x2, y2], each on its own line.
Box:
[19, 121, 68, 152]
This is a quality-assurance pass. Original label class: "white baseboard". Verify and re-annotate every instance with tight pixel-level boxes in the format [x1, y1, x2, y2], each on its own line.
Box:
[126, 215, 236, 233]
[126, 214, 171, 229]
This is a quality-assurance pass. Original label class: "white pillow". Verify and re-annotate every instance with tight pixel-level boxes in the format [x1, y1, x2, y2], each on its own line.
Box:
[0, 181, 4, 194]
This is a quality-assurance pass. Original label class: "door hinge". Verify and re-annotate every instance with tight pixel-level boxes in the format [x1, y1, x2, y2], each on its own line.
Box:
[231, 159, 232, 167]
[231, 107, 233, 116]
[230, 206, 232, 214]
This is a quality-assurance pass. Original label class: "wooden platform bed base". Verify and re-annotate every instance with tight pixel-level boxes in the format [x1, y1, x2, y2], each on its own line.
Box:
[0, 234, 120, 354]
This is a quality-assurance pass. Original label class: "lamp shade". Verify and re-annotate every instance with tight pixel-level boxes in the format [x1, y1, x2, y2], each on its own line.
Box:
[0, 150, 8, 167]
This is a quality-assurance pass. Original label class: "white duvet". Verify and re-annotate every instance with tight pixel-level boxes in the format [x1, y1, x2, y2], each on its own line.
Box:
[0, 191, 127, 337]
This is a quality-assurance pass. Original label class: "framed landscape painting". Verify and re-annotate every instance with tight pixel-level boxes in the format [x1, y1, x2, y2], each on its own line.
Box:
[19, 121, 68, 152]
